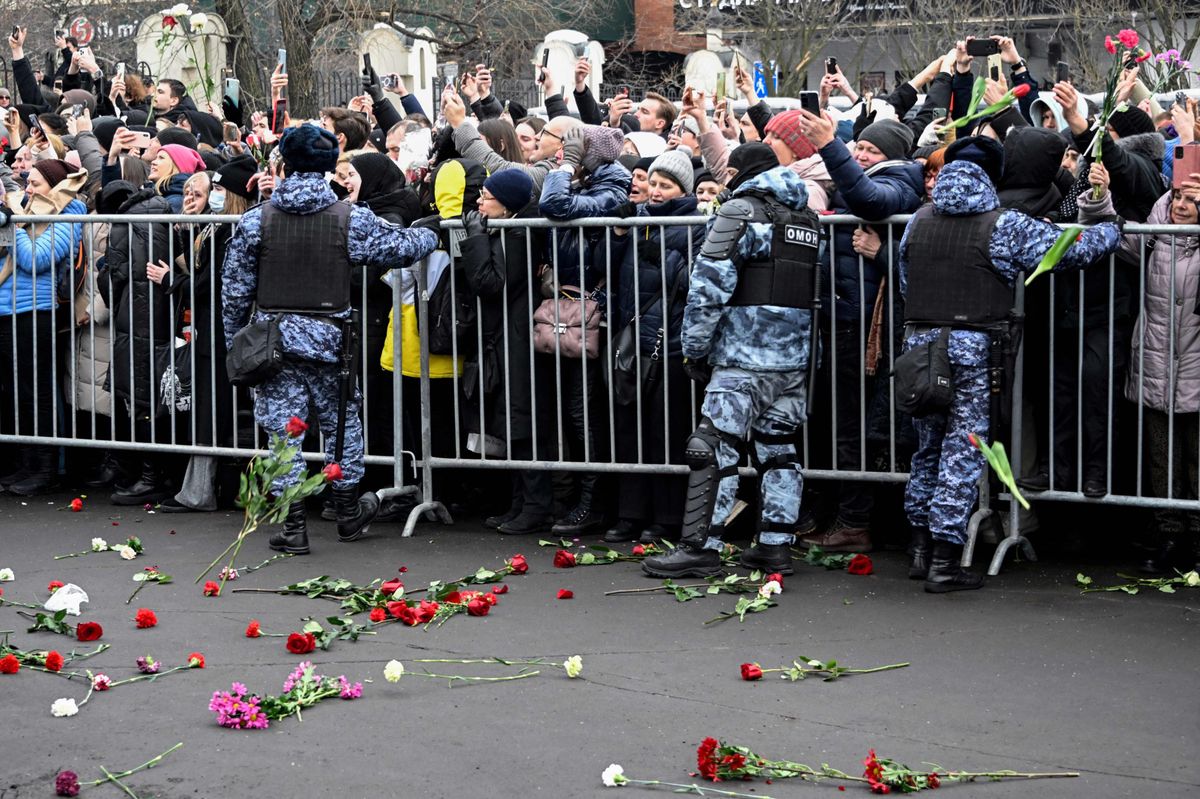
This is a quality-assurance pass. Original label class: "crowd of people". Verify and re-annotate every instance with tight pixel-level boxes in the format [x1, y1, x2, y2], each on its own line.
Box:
[0, 27, 1198, 581]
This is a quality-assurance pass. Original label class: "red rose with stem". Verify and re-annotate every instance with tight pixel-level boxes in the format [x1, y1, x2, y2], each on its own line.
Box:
[188, 652, 205, 668]
[766, 573, 784, 587]
[284, 416, 308, 437]
[322, 463, 343, 481]
[380, 578, 404, 596]
[414, 600, 439, 623]
[466, 598, 490, 616]
[0, 654, 18, 673]
[386, 600, 410, 619]
[740, 662, 763, 681]
[245, 620, 262, 638]
[75, 622, 103, 642]
[285, 632, 316, 654]
[553, 549, 576, 568]
[134, 608, 157, 628]
[369, 607, 387, 622]
[44, 651, 64, 672]
[507, 554, 528, 574]
[556, 588, 574, 600]
[847, 554, 874, 575]
[203, 580, 221, 596]
[162, 14, 177, 29]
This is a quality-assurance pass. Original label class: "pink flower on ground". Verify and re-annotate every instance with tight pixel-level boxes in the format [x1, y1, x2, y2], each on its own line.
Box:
[338, 675, 363, 699]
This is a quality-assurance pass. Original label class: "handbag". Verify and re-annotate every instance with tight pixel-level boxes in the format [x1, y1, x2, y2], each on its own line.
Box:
[892, 326, 954, 418]
[157, 337, 193, 413]
[610, 272, 685, 406]
[532, 285, 602, 360]
[225, 315, 285, 387]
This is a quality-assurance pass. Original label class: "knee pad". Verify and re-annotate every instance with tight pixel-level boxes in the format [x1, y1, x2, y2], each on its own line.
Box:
[685, 418, 741, 470]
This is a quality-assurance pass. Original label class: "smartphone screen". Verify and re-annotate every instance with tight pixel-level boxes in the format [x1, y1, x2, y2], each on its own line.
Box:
[1056, 62, 1070, 84]
[715, 73, 726, 102]
[825, 57, 838, 75]
[799, 91, 820, 116]
[225, 77, 240, 107]
[116, 62, 126, 78]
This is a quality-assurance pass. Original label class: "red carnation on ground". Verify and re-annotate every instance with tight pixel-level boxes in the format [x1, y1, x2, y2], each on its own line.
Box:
[285, 632, 315, 654]
[766, 572, 784, 588]
[75, 622, 102, 642]
[847, 554, 874, 575]
[369, 607, 387, 622]
[553, 549, 576, 568]
[134, 608, 157, 628]
[0, 654, 18, 674]
[467, 597, 490, 616]
[284, 415, 308, 436]
[507, 554, 528, 574]
[322, 463, 343, 481]
[202, 581, 221, 596]
[556, 588, 574, 600]
[44, 651, 64, 672]
[740, 663, 763, 681]
[188, 652, 205, 668]
[69, 498, 83, 512]
[697, 737, 719, 781]
[245, 620, 262, 638]
[632, 544, 646, 555]
[48, 580, 64, 593]
[482, 592, 498, 606]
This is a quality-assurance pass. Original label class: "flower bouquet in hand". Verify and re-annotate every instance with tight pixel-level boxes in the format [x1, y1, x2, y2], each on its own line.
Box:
[196, 417, 336, 592]
[1089, 29, 1152, 198]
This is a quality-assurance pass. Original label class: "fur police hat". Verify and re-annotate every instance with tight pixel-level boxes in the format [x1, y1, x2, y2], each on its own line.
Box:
[278, 124, 340, 174]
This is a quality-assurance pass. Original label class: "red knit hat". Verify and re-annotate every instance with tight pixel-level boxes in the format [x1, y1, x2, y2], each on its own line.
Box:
[764, 110, 817, 160]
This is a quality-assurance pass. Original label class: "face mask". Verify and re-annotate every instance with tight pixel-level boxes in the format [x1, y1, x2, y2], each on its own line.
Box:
[208, 189, 225, 212]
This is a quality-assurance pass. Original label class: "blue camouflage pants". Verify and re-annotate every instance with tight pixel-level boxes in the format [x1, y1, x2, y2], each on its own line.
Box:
[904, 364, 989, 544]
[700, 366, 807, 550]
[254, 360, 364, 490]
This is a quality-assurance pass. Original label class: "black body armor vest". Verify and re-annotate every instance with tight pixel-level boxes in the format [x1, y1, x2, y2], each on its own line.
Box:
[727, 195, 820, 309]
[256, 202, 354, 314]
[903, 205, 1012, 328]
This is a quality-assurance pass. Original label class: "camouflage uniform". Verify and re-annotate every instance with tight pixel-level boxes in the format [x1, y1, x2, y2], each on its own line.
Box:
[223, 172, 438, 490]
[898, 161, 1121, 544]
[681, 166, 813, 547]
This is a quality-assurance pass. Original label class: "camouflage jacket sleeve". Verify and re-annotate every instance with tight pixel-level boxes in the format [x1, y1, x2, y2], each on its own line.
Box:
[347, 208, 439, 269]
[991, 209, 1121, 282]
[221, 205, 262, 350]
[681, 218, 739, 361]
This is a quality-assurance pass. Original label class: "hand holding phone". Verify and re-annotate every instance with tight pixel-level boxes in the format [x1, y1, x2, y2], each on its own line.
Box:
[1056, 61, 1070, 84]
[825, 57, 838, 75]
[966, 37, 1001, 57]
[536, 48, 549, 83]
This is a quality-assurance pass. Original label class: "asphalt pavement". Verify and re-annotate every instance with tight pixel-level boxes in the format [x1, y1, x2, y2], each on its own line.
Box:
[0, 490, 1197, 798]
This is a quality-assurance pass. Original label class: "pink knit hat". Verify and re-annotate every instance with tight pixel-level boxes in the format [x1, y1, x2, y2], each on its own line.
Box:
[159, 143, 206, 175]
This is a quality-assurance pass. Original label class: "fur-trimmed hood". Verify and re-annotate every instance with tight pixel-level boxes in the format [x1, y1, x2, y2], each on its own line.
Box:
[1115, 131, 1166, 168]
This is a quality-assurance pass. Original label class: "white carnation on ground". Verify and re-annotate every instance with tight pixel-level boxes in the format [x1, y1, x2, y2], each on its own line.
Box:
[0, 567, 13, 581]
[563, 655, 583, 678]
[51, 698, 79, 717]
[384, 660, 405, 682]
[91, 537, 107, 551]
[601, 764, 625, 787]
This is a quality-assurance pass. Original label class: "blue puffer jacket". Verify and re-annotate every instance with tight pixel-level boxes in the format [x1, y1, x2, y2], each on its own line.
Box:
[0, 198, 86, 316]
[683, 167, 814, 372]
[538, 161, 631, 292]
[222, 172, 438, 361]
[898, 161, 1122, 366]
[817, 138, 924, 324]
[613, 196, 704, 356]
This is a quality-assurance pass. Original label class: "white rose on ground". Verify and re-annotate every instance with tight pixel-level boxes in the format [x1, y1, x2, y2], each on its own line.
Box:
[1185, 570, 1200, 587]
[383, 660, 405, 682]
[50, 698, 79, 717]
[758, 580, 781, 599]
[90, 538, 107, 551]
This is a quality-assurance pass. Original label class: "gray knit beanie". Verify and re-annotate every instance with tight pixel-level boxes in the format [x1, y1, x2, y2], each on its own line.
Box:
[648, 146, 695, 194]
[856, 119, 914, 162]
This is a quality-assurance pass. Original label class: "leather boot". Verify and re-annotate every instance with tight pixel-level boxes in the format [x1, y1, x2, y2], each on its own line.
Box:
[739, 541, 795, 575]
[8, 447, 58, 496]
[603, 519, 641, 543]
[908, 527, 933, 580]
[0, 448, 33, 490]
[335, 485, 380, 542]
[110, 460, 170, 506]
[551, 476, 605, 535]
[83, 452, 123, 489]
[638, 523, 679, 545]
[642, 541, 723, 578]
[924, 540, 984, 593]
[268, 502, 310, 555]
[497, 511, 554, 536]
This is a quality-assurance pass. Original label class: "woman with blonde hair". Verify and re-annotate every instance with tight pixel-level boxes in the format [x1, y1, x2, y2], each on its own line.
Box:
[148, 143, 205, 212]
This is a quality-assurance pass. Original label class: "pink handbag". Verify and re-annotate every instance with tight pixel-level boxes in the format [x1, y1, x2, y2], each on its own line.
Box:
[532, 286, 602, 359]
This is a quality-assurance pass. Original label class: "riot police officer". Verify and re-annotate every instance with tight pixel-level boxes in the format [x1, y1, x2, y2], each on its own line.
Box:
[642, 143, 818, 578]
[222, 125, 439, 554]
[898, 136, 1121, 591]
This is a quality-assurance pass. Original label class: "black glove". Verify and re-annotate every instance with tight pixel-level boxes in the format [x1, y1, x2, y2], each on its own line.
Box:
[560, 127, 585, 170]
[362, 65, 384, 103]
[411, 214, 442, 235]
[462, 210, 487, 237]
[1111, 215, 1127, 234]
[612, 200, 637, 219]
[222, 94, 243, 128]
[683, 358, 711, 385]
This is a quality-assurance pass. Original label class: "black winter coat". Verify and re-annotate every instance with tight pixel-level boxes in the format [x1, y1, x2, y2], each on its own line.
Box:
[108, 188, 173, 412]
[458, 207, 546, 441]
[355, 189, 422, 360]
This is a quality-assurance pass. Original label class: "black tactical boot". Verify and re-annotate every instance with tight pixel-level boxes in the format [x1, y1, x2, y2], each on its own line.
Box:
[739, 541, 794, 575]
[8, 447, 58, 496]
[497, 511, 553, 536]
[268, 502, 310, 554]
[484, 505, 523, 530]
[335, 485, 380, 542]
[924, 540, 984, 593]
[603, 519, 641, 543]
[83, 452, 123, 489]
[110, 460, 170, 505]
[642, 539, 723, 578]
[551, 480, 606, 535]
[908, 526, 933, 580]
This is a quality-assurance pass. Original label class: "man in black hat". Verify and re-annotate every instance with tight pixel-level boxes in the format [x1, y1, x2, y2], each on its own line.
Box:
[222, 124, 440, 555]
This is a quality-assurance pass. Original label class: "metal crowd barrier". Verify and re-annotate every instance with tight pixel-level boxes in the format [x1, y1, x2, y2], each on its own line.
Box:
[3, 213, 1199, 576]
